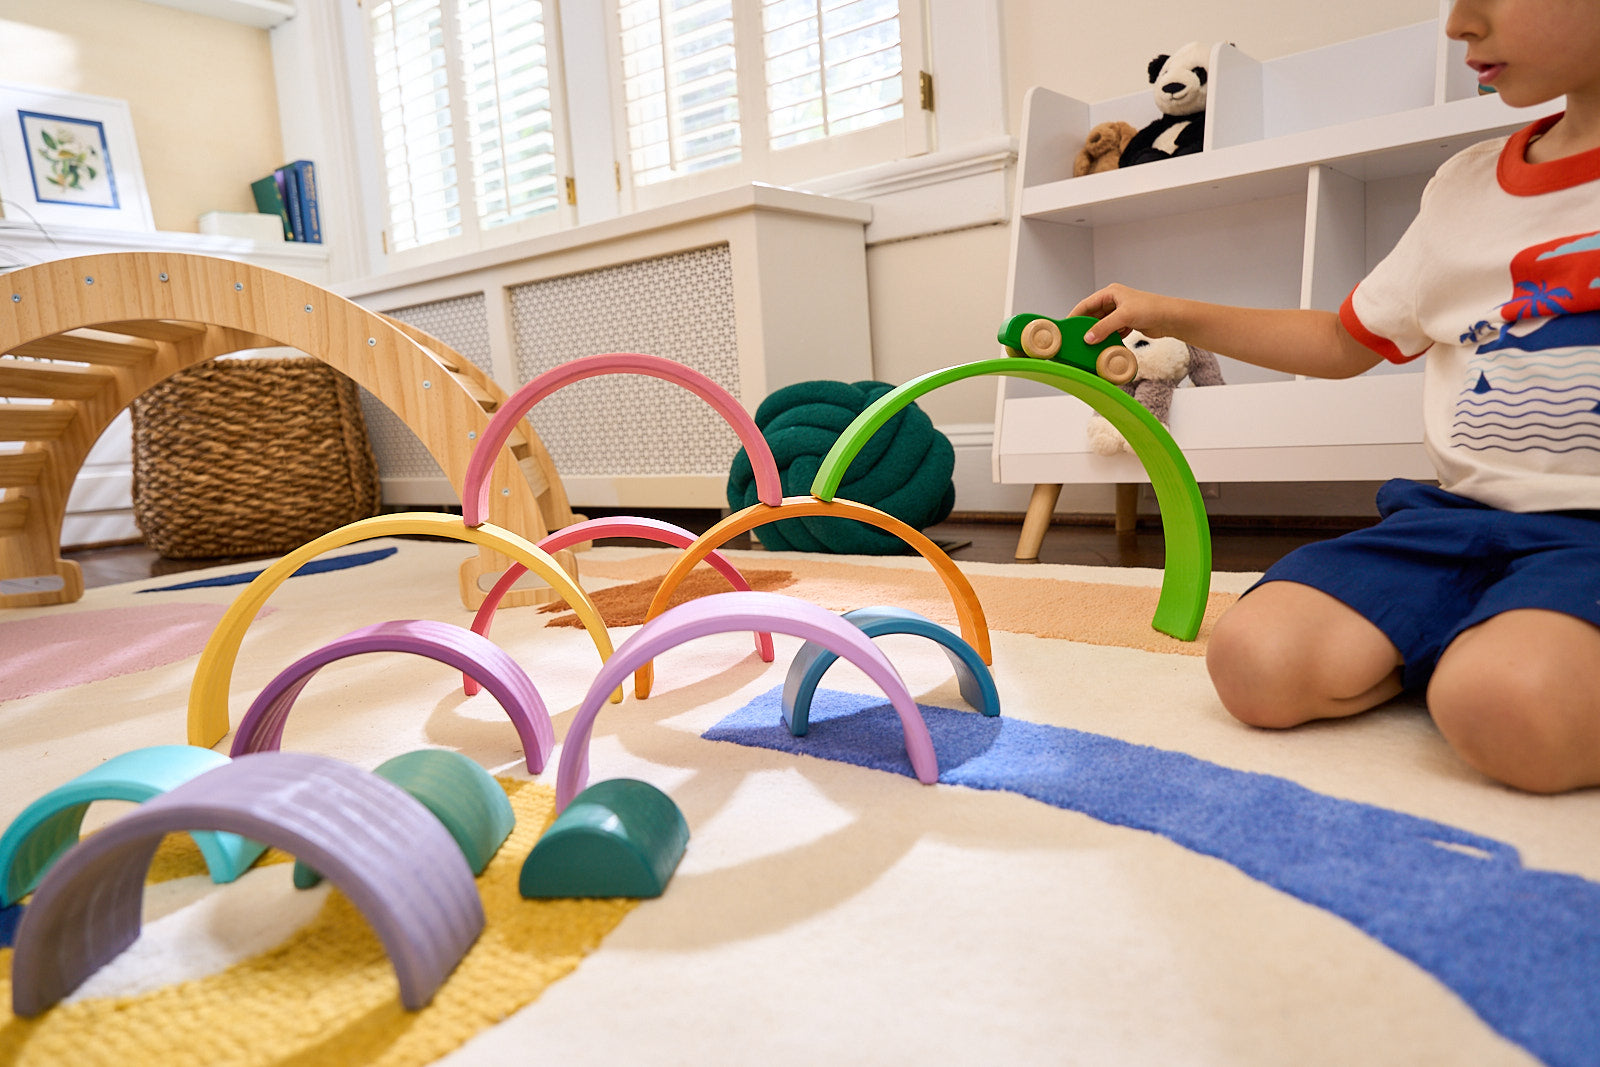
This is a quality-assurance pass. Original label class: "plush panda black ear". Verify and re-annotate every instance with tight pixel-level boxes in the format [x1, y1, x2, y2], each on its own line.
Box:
[1147, 54, 1169, 83]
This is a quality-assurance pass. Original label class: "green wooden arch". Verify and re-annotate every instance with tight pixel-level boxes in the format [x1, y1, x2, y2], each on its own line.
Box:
[809, 358, 1211, 641]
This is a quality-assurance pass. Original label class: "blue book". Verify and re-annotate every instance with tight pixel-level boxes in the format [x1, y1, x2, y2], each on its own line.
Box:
[286, 160, 321, 244]
[275, 165, 303, 241]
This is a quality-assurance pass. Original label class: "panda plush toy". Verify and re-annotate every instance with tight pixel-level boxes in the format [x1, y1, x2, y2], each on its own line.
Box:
[1119, 41, 1211, 168]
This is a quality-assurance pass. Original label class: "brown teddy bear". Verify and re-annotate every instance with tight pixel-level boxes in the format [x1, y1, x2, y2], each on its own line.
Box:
[1073, 120, 1138, 177]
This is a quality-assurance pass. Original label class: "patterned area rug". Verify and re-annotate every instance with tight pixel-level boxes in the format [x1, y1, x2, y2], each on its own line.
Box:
[1, 539, 1595, 1065]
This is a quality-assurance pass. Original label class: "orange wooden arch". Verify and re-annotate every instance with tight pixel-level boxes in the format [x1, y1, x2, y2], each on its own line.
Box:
[632, 496, 990, 697]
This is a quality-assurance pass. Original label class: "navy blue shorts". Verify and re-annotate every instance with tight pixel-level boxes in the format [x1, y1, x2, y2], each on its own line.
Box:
[1251, 479, 1600, 691]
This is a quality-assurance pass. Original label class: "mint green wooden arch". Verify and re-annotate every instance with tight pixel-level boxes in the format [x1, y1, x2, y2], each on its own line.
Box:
[809, 358, 1211, 641]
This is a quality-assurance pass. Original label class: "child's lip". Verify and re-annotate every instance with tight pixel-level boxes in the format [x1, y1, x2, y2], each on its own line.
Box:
[1468, 59, 1506, 84]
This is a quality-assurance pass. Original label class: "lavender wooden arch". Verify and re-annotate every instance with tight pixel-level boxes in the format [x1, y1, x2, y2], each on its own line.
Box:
[230, 620, 555, 774]
[555, 591, 941, 812]
[10, 752, 483, 1017]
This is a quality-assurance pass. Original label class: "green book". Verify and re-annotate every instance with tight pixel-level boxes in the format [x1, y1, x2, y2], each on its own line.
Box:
[251, 174, 292, 239]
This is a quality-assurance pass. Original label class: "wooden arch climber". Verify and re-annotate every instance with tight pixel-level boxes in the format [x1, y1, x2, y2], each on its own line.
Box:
[0, 251, 576, 610]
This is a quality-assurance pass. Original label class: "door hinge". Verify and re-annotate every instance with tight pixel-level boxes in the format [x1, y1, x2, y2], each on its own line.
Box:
[380, 230, 388, 254]
[565, 176, 577, 205]
[614, 161, 622, 192]
[919, 70, 934, 112]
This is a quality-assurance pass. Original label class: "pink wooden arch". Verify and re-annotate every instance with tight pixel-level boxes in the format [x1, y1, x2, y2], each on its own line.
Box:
[462, 353, 783, 527]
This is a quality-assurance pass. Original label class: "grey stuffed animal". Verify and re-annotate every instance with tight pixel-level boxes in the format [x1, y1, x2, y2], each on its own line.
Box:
[1086, 330, 1224, 455]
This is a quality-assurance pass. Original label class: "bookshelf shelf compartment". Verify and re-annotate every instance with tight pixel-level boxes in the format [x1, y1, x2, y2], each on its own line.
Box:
[993, 6, 1560, 550]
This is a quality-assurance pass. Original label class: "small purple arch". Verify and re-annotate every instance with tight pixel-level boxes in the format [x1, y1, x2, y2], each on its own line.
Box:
[230, 619, 554, 774]
[555, 591, 940, 812]
[461, 353, 783, 527]
[9, 752, 483, 1016]
[463, 516, 776, 697]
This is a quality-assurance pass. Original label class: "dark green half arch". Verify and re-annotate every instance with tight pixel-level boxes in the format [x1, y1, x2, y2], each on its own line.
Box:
[810, 358, 1211, 641]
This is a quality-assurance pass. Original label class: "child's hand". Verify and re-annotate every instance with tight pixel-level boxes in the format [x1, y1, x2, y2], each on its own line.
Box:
[1070, 284, 1178, 345]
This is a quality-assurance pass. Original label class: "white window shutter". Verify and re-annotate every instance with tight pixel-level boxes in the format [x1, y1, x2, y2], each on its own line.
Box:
[370, 0, 461, 252]
[762, 0, 907, 150]
[457, 0, 563, 229]
[610, 0, 925, 207]
[367, 0, 569, 259]
[616, 0, 743, 187]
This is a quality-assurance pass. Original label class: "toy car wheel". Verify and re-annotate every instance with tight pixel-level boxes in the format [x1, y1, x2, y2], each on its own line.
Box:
[1018, 318, 1062, 359]
[1002, 345, 1024, 359]
[1096, 346, 1138, 384]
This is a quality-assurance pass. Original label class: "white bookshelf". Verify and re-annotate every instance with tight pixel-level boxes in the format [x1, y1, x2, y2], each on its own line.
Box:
[994, 6, 1561, 556]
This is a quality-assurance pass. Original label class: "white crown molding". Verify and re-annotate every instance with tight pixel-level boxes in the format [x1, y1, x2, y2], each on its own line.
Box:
[797, 137, 1017, 245]
[135, 0, 295, 29]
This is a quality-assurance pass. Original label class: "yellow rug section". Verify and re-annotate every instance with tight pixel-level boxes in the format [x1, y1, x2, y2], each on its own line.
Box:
[0, 779, 637, 1066]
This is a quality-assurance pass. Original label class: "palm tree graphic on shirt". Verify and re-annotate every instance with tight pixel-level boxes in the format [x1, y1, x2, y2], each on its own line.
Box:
[1453, 230, 1600, 455]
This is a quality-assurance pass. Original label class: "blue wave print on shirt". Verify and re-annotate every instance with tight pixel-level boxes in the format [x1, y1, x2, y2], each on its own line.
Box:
[1454, 340, 1600, 455]
[705, 688, 1600, 1067]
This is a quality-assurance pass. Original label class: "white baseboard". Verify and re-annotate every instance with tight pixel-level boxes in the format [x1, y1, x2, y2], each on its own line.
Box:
[62, 511, 140, 549]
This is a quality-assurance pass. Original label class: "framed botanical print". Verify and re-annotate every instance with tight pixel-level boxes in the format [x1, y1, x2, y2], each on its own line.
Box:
[0, 82, 155, 232]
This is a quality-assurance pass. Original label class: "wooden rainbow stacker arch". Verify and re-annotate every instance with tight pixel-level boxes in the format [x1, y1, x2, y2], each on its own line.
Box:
[0, 252, 575, 610]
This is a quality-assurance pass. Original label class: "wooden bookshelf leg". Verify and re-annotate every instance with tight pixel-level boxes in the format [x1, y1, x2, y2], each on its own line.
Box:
[1114, 483, 1139, 533]
[1014, 483, 1062, 560]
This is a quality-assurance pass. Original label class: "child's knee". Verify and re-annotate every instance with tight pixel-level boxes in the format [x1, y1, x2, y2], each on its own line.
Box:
[1428, 618, 1600, 793]
[1205, 587, 1400, 729]
[1206, 606, 1310, 728]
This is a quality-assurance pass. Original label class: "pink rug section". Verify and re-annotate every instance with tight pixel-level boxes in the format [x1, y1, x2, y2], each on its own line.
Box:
[0, 604, 234, 703]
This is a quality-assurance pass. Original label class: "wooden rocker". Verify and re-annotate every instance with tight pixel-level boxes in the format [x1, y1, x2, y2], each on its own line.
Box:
[0, 251, 576, 610]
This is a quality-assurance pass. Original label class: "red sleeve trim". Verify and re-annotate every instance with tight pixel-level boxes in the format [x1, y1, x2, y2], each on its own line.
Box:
[1339, 291, 1427, 364]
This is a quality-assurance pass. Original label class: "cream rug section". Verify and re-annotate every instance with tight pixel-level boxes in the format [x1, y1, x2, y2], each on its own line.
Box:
[1, 539, 1595, 1066]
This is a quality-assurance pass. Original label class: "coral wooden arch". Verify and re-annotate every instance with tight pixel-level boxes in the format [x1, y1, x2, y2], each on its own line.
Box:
[0, 252, 571, 609]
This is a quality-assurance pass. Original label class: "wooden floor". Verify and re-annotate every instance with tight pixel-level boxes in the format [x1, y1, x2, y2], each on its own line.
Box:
[62, 508, 1365, 591]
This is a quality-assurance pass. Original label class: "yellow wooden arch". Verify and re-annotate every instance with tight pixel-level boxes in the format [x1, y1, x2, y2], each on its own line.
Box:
[187, 513, 619, 749]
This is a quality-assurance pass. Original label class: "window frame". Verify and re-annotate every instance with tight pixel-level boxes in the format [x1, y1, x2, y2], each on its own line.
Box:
[319, 0, 1006, 279]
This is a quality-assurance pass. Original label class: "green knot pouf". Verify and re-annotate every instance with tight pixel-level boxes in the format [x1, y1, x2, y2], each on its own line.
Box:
[727, 380, 954, 554]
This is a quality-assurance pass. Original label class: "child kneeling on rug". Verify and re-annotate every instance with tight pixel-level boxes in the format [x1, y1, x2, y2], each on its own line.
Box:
[1069, 0, 1600, 794]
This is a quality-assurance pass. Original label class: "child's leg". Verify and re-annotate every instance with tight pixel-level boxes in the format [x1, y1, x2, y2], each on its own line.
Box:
[1427, 609, 1600, 794]
[1206, 580, 1405, 729]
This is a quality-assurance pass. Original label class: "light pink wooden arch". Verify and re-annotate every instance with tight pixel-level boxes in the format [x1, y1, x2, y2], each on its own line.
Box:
[462, 515, 776, 696]
[461, 353, 783, 528]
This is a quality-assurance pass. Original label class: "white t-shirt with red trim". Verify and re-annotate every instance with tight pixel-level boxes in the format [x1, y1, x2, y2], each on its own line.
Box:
[1340, 113, 1600, 512]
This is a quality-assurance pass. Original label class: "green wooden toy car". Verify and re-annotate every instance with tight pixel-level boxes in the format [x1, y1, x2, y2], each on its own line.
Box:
[997, 313, 1139, 384]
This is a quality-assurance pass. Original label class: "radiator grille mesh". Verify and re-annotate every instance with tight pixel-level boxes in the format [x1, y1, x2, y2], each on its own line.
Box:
[507, 244, 741, 479]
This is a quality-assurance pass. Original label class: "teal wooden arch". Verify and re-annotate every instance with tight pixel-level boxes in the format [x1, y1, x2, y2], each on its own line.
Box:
[810, 358, 1211, 641]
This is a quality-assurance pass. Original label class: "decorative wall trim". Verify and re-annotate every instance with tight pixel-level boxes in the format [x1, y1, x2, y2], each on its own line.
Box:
[800, 137, 1017, 245]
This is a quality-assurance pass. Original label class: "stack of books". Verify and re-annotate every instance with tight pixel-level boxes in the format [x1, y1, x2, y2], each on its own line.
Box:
[251, 160, 322, 243]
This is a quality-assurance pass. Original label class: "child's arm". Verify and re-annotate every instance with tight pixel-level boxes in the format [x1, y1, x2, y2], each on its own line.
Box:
[1070, 284, 1384, 380]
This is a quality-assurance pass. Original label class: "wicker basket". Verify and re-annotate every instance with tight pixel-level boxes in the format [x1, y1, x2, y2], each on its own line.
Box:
[132, 357, 382, 559]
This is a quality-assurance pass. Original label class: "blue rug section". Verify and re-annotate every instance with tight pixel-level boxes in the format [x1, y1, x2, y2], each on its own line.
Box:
[707, 687, 1600, 1067]
[136, 546, 399, 593]
[0, 902, 20, 948]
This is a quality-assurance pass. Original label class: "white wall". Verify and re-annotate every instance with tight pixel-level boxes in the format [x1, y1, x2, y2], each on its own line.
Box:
[0, 0, 284, 233]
